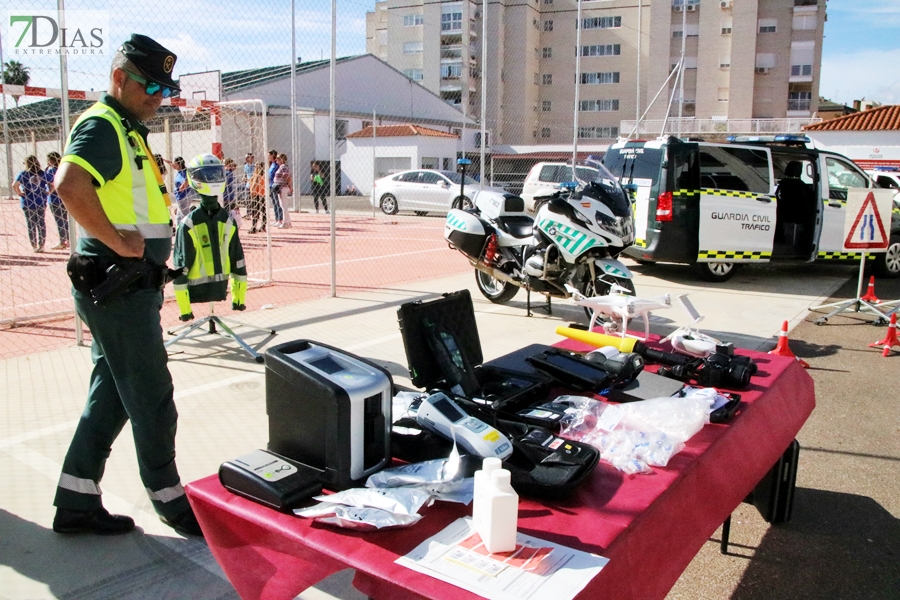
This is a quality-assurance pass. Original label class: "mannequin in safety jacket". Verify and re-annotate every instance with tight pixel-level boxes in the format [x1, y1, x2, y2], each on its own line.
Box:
[173, 154, 247, 320]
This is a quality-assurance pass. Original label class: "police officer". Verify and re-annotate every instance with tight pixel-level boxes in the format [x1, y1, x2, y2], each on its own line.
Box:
[52, 34, 201, 537]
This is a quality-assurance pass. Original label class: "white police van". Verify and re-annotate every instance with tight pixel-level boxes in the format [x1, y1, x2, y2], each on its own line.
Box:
[602, 135, 900, 281]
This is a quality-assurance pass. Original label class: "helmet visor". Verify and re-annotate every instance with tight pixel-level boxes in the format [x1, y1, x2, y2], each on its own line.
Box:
[188, 165, 225, 184]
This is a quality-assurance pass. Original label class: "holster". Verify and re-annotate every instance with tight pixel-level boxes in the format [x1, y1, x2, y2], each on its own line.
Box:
[67, 253, 180, 305]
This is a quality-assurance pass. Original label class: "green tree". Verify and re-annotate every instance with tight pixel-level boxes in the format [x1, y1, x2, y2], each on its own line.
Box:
[2, 60, 31, 107]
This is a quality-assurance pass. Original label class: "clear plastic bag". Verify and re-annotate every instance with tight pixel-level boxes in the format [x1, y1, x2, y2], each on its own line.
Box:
[556, 392, 711, 473]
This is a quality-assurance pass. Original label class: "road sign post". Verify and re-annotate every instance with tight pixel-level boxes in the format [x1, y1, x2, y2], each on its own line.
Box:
[812, 189, 896, 324]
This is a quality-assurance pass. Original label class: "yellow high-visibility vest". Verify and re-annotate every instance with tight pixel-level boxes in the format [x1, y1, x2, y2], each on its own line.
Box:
[63, 101, 171, 240]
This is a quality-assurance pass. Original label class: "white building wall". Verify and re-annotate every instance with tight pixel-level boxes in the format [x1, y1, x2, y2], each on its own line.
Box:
[807, 131, 900, 166]
[342, 136, 460, 194]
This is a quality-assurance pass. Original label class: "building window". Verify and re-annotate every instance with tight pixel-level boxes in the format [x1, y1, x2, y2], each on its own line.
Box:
[791, 64, 813, 77]
[544, 0, 553, 4]
[542, 73, 553, 85]
[534, 72, 540, 85]
[581, 71, 620, 84]
[793, 14, 816, 30]
[421, 157, 439, 169]
[579, 99, 620, 111]
[542, 101, 551, 112]
[673, 30, 683, 38]
[403, 41, 423, 54]
[758, 19, 778, 34]
[441, 63, 463, 79]
[720, 56, 731, 68]
[721, 26, 732, 35]
[542, 47, 552, 59]
[578, 126, 619, 139]
[441, 7, 462, 32]
[717, 87, 729, 102]
[403, 14, 424, 27]
[541, 127, 551, 139]
[544, 20, 553, 31]
[582, 16, 621, 30]
[335, 119, 348, 140]
[403, 68, 424, 81]
[581, 44, 621, 57]
[788, 91, 812, 111]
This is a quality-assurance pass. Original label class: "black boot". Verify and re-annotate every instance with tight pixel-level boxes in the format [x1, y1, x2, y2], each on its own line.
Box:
[159, 508, 204, 537]
[53, 506, 135, 535]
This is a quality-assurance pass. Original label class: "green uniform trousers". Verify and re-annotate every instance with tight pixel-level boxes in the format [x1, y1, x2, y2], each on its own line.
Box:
[54, 288, 190, 519]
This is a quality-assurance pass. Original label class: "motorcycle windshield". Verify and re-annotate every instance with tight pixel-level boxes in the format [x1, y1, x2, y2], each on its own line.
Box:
[573, 159, 632, 217]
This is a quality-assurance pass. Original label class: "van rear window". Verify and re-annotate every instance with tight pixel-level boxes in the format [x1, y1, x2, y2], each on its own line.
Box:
[603, 147, 664, 185]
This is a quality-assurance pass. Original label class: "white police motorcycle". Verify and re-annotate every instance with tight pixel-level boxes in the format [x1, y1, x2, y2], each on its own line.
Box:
[444, 158, 636, 311]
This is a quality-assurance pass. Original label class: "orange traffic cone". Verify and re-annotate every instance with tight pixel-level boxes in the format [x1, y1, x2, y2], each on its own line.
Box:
[769, 320, 810, 368]
[868, 313, 900, 357]
[860, 276, 880, 303]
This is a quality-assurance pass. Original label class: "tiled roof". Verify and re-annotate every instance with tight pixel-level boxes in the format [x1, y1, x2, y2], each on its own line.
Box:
[345, 124, 458, 139]
[805, 105, 900, 131]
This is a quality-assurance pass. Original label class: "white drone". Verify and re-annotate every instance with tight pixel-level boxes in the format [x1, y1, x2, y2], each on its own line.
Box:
[565, 283, 672, 341]
[659, 294, 720, 357]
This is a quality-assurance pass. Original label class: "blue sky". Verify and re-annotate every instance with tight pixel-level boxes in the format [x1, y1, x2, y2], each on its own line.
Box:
[5, 0, 899, 107]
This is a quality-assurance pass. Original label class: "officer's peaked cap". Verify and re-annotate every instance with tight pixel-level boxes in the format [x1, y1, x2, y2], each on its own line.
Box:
[119, 34, 180, 91]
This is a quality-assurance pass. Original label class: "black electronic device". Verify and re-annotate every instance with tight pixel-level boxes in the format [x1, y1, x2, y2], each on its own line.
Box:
[585, 347, 645, 380]
[515, 401, 571, 430]
[397, 290, 550, 411]
[604, 370, 686, 403]
[219, 449, 322, 512]
[265, 340, 393, 491]
[526, 348, 611, 391]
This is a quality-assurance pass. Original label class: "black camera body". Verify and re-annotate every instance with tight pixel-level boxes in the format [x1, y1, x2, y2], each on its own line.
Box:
[657, 346, 757, 390]
[584, 348, 644, 380]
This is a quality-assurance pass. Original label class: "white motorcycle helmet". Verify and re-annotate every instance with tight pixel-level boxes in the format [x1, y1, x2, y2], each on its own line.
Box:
[186, 153, 226, 197]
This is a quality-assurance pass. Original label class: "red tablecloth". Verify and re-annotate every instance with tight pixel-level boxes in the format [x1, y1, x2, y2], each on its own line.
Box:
[186, 348, 814, 600]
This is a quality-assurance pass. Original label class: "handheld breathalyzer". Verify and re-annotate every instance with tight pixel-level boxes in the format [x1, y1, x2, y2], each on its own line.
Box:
[416, 392, 513, 460]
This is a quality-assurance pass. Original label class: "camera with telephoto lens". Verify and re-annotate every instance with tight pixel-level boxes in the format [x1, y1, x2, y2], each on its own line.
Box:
[584, 347, 644, 381]
[657, 348, 757, 389]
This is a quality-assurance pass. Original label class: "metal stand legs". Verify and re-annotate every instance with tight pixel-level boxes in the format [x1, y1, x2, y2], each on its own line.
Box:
[165, 303, 276, 363]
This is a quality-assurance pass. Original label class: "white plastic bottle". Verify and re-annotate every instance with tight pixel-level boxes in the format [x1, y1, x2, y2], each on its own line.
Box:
[478, 468, 519, 553]
[472, 457, 502, 534]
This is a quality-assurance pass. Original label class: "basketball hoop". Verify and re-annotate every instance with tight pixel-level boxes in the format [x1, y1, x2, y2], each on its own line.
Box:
[179, 106, 198, 122]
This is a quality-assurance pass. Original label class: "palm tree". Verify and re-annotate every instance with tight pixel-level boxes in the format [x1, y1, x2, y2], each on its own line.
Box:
[2, 60, 31, 107]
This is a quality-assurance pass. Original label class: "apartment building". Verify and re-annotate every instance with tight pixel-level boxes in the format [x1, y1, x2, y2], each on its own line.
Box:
[366, 0, 826, 145]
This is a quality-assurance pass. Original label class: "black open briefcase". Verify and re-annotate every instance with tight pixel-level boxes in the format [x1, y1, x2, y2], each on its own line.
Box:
[396, 289, 550, 411]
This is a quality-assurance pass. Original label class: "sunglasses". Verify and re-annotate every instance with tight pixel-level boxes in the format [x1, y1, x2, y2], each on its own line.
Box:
[122, 69, 176, 98]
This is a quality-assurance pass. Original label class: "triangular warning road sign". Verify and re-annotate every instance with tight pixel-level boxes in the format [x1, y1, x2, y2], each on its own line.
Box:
[845, 191, 888, 249]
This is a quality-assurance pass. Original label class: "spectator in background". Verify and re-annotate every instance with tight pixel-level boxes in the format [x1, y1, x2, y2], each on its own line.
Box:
[223, 158, 237, 213]
[248, 161, 267, 234]
[242, 152, 254, 211]
[273, 153, 292, 229]
[13, 155, 48, 253]
[267, 149, 283, 227]
[310, 163, 328, 213]
[172, 156, 192, 226]
[45, 151, 69, 250]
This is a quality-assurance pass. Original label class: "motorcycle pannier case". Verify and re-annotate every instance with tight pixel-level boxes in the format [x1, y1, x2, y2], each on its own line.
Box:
[445, 209, 491, 259]
[397, 290, 550, 412]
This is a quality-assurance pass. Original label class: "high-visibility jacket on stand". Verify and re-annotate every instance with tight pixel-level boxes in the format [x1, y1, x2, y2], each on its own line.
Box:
[173, 202, 247, 318]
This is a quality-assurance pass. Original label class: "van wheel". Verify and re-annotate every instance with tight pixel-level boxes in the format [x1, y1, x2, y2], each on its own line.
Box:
[380, 194, 399, 215]
[475, 270, 519, 303]
[873, 234, 900, 278]
[693, 261, 737, 282]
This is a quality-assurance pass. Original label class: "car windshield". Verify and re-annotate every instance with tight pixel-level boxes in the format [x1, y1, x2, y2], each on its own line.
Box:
[441, 171, 477, 185]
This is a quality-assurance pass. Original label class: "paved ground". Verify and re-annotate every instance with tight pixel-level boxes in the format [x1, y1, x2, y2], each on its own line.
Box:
[1, 262, 898, 599]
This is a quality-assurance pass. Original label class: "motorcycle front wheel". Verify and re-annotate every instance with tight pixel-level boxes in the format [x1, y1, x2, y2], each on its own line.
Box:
[579, 275, 635, 322]
[475, 270, 519, 304]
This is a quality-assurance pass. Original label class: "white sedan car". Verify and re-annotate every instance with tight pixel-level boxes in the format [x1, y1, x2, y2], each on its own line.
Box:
[370, 169, 505, 215]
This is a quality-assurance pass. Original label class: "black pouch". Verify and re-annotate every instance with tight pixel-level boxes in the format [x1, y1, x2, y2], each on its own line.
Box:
[66, 253, 111, 295]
